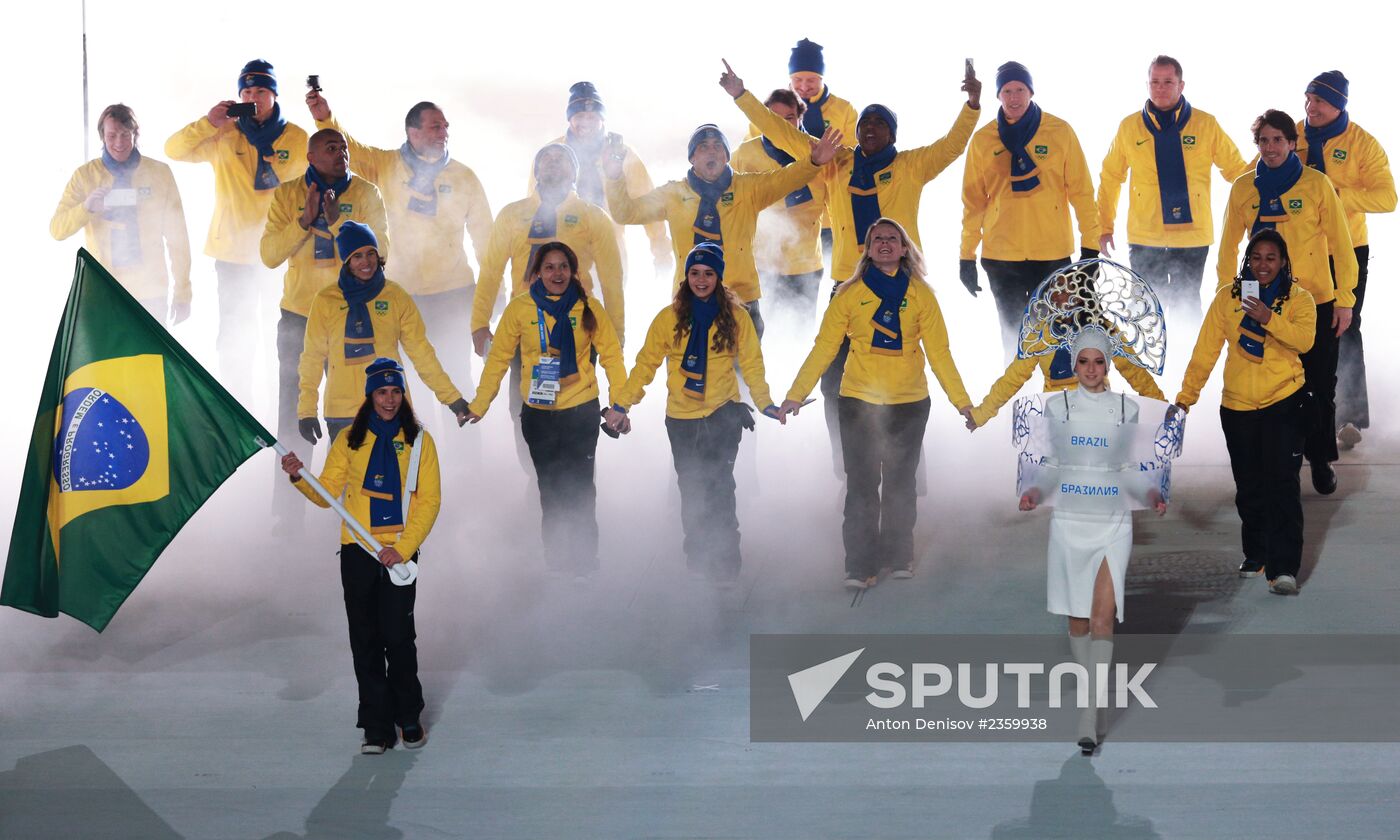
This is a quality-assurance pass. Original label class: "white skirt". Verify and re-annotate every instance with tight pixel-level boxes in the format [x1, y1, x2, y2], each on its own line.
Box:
[1046, 509, 1131, 622]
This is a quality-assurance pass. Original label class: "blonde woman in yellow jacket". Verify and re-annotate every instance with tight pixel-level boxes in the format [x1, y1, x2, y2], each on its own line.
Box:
[602, 115, 841, 335]
[466, 242, 628, 578]
[1295, 70, 1397, 444]
[1097, 56, 1250, 320]
[298, 221, 469, 447]
[959, 61, 1100, 359]
[279, 357, 439, 754]
[779, 219, 973, 589]
[1175, 230, 1316, 594]
[611, 243, 779, 584]
[1217, 109, 1356, 495]
[51, 103, 192, 323]
[165, 59, 308, 397]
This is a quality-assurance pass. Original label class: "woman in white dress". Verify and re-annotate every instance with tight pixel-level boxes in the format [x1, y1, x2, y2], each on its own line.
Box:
[1019, 326, 1166, 753]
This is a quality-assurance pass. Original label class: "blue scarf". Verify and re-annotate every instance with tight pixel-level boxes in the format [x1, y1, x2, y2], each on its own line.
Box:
[1236, 267, 1291, 362]
[848, 143, 897, 246]
[760, 137, 815, 208]
[801, 86, 831, 137]
[1142, 98, 1193, 227]
[565, 128, 607, 206]
[681, 294, 720, 399]
[362, 413, 404, 535]
[1304, 112, 1350, 174]
[686, 166, 733, 246]
[529, 280, 582, 385]
[100, 147, 142, 267]
[997, 102, 1043, 193]
[399, 142, 450, 216]
[1251, 153, 1305, 236]
[862, 264, 909, 356]
[235, 101, 288, 191]
[304, 167, 353, 260]
[338, 265, 386, 365]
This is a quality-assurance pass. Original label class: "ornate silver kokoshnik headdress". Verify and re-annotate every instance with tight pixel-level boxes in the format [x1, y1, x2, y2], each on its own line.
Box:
[1015, 259, 1167, 375]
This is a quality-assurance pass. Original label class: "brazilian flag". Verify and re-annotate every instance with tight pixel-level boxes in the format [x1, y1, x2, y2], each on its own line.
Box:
[2, 250, 272, 631]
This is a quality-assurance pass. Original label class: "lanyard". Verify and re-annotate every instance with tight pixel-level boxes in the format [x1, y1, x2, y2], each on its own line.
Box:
[536, 307, 551, 356]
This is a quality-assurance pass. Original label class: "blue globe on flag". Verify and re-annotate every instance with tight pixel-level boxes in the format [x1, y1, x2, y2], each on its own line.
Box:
[52, 387, 151, 492]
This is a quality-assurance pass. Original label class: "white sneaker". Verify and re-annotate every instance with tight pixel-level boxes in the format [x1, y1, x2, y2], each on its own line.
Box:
[843, 575, 870, 590]
[360, 739, 388, 755]
[1269, 575, 1299, 595]
[891, 568, 914, 580]
[1337, 423, 1362, 451]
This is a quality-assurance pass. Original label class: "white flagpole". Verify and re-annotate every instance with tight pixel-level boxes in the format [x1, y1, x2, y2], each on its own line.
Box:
[268, 440, 414, 584]
[81, 0, 89, 161]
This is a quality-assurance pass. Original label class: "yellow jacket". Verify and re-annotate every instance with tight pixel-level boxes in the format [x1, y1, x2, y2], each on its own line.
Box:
[260, 176, 390, 316]
[292, 425, 440, 558]
[299, 279, 463, 420]
[528, 135, 672, 266]
[788, 274, 971, 407]
[1217, 165, 1357, 306]
[317, 116, 493, 296]
[961, 111, 1100, 261]
[50, 155, 192, 304]
[739, 90, 978, 282]
[164, 116, 308, 264]
[1097, 106, 1249, 248]
[614, 302, 773, 419]
[731, 136, 827, 275]
[605, 155, 822, 303]
[471, 191, 624, 341]
[971, 353, 1164, 427]
[1176, 279, 1316, 412]
[1295, 118, 1396, 248]
[469, 292, 627, 417]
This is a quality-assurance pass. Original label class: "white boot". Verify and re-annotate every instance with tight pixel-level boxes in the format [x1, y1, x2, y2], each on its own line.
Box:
[1068, 633, 1095, 752]
[1087, 637, 1114, 751]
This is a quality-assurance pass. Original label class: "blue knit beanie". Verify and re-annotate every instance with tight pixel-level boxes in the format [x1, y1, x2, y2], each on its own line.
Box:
[336, 221, 379, 262]
[789, 38, 826, 76]
[364, 358, 406, 395]
[685, 242, 726, 279]
[858, 104, 898, 142]
[996, 61, 1034, 95]
[238, 59, 278, 95]
[687, 125, 731, 161]
[567, 81, 606, 119]
[1306, 70, 1349, 111]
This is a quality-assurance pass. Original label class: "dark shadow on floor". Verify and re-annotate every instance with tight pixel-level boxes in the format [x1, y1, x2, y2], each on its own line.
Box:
[990, 755, 1161, 839]
[1298, 464, 1366, 585]
[1119, 549, 1244, 635]
[263, 751, 418, 840]
[0, 745, 182, 839]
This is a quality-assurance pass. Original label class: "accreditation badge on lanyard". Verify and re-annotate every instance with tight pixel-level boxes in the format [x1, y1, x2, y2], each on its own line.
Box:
[528, 308, 562, 406]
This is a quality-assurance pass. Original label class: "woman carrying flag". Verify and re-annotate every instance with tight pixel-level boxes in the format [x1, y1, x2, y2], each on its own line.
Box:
[465, 242, 628, 579]
[610, 243, 781, 585]
[280, 357, 440, 755]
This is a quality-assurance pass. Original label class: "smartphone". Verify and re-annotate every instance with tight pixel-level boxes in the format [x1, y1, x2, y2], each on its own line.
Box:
[104, 188, 138, 208]
[965, 58, 975, 78]
[306, 74, 321, 92]
[1241, 279, 1260, 303]
[226, 102, 257, 119]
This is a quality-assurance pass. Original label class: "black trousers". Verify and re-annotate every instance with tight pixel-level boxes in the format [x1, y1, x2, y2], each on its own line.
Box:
[1300, 300, 1339, 465]
[982, 257, 1072, 359]
[274, 309, 309, 522]
[340, 543, 423, 742]
[666, 410, 744, 580]
[820, 335, 853, 474]
[838, 397, 930, 578]
[413, 286, 476, 456]
[1335, 246, 1370, 429]
[1128, 244, 1210, 322]
[1220, 391, 1306, 579]
[745, 299, 766, 342]
[326, 417, 353, 444]
[759, 269, 823, 337]
[520, 401, 601, 573]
